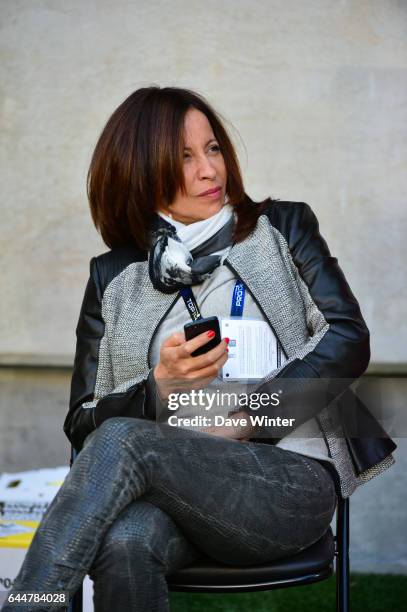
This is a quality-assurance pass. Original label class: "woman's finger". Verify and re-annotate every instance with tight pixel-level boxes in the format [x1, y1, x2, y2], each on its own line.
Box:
[173, 339, 228, 376]
[185, 337, 229, 369]
[178, 329, 222, 358]
[183, 349, 229, 380]
[161, 331, 186, 348]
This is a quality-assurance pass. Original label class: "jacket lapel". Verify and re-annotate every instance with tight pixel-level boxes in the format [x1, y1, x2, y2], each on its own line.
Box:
[224, 215, 308, 358]
[134, 214, 309, 364]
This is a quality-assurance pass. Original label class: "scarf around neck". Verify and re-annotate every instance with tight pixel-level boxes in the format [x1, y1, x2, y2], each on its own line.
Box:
[148, 204, 236, 293]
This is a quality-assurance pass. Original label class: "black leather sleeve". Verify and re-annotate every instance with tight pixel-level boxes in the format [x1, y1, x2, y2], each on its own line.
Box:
[274, 202, 371, 379]
[64, 257, 157, 451]
[246, 202, 371, 436]
[64, 258, 103, 450]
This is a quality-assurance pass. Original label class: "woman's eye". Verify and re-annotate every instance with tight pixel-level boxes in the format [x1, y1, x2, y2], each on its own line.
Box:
[183, 145, 220, 160]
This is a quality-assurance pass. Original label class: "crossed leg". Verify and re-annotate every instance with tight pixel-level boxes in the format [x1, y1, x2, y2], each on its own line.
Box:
[2, 417, 337, 611]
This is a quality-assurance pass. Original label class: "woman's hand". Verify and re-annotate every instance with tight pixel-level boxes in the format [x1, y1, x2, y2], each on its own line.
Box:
[154, 330, 229, 399]
[200, 410, 259, 443]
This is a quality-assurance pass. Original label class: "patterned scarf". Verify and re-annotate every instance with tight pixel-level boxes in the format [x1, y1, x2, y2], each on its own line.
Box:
[148, 204, 236, 293]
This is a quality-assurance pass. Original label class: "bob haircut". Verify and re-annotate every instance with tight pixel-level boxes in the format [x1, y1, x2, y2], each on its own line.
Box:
[87, 86, 273, 251]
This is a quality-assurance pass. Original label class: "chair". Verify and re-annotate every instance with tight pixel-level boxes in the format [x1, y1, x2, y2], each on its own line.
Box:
[68, 450, 349, 612]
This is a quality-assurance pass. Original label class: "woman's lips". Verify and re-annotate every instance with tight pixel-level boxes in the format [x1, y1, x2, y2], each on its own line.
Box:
[198, 187, 222, 199]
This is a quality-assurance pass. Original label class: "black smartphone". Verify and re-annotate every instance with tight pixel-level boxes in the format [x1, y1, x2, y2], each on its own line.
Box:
[184, 316, 221, 357]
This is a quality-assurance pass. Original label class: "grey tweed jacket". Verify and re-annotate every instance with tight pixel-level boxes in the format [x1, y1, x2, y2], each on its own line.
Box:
[65, 201, 396, 499]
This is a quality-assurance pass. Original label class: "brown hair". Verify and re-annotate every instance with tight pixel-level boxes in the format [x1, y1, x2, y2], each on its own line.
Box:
[87, 86, 272, 251]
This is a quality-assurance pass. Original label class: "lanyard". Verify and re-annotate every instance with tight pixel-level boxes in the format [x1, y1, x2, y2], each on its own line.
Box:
[230, 281, 245, 317]
[180, 287, 202, 321]
[180, 280, 246, 322]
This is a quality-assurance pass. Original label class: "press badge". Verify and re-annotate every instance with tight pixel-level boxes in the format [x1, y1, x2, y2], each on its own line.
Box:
[179, 280, 282, 381]
[221, 318, 280, 381]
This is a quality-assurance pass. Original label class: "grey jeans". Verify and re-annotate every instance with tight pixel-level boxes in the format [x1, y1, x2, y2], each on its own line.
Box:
[2, 417, 337, 612]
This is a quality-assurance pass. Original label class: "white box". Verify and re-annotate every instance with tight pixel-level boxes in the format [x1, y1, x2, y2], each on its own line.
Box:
[0, 467, 93, 611]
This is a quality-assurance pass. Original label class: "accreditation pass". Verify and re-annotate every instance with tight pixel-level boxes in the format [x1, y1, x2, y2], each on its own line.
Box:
[221, 318, 280, 380]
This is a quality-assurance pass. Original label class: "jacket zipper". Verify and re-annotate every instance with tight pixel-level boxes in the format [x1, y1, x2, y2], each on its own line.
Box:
[147, 292, 182, 369]
[223, 259, 287, 364]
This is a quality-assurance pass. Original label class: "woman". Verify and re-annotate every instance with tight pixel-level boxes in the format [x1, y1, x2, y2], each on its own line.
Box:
[3, 86, 395, 612]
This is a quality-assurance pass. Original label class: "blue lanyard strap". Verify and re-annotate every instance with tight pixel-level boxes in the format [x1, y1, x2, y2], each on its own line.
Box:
[180, 287, 202, 321]
[230, 281, 245, 317]
[181, 280, 246, 321]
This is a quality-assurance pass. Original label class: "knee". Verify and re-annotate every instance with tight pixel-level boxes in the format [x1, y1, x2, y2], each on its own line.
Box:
[88, 417, 158, 452]
[80, 418, 132, 461]
[97, 416, 139, 440]
[98, 416, 162, 442]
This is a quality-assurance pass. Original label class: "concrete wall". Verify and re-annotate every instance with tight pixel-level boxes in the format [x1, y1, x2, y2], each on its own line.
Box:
[1, 0, 406, 364]
[1, 0, 406, 575]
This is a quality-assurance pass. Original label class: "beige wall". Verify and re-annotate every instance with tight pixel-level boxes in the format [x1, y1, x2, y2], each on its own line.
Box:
[1, 2, 406, 573]
[1, 0, 407, 364]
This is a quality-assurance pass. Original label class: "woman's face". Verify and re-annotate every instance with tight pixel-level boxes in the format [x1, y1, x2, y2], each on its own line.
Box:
[161, 108, 227, 224]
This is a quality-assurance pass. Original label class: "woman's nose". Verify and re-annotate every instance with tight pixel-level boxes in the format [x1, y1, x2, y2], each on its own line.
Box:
[197, 155, 217, 179]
